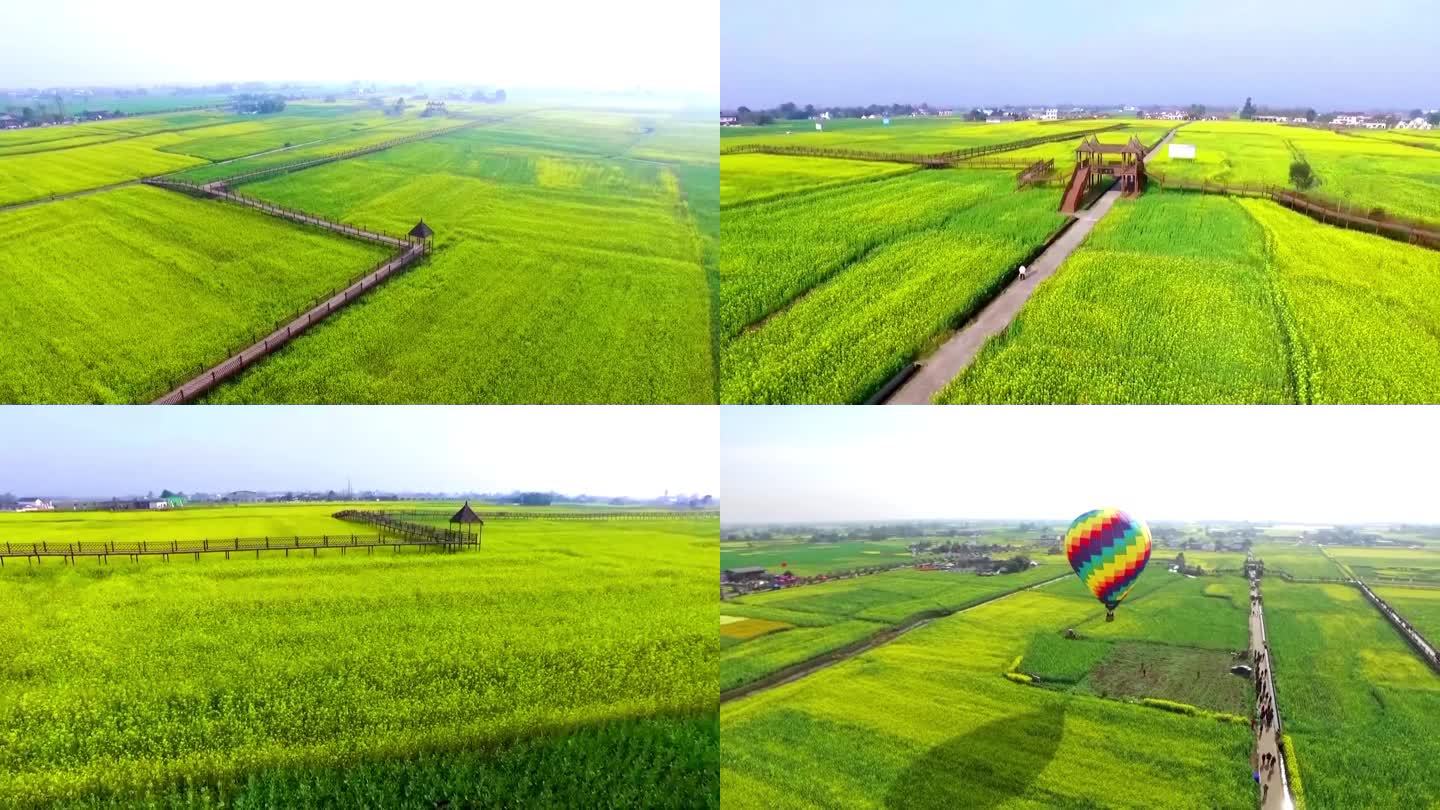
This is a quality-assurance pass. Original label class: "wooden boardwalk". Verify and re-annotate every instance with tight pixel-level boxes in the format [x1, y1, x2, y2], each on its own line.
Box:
[385, 509, 720, 522]
[142, 178, 427, 403]
[1248, 566, 1296, 810]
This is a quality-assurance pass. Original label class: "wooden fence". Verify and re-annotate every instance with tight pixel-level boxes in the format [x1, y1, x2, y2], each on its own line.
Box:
[381, 509, 720, 522]
[1148, 171, 1440, 251]
[0, 531, 466, 564]
[719, 123, 1126, 166]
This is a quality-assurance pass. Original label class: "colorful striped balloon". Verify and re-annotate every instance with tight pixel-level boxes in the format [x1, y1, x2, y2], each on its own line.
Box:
[1064, 508, 1152, 621]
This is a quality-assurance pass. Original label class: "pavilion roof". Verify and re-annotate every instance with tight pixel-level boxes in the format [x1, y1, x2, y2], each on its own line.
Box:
[409, 219, 434, 239]
[450, 501, 483, 524]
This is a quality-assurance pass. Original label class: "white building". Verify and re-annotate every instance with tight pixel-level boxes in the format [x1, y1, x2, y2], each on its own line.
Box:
[1331, 114, 1368, 127]
[1040, 108, 1059, 121]
[1363, 121, 1389, 130]
[1397, 117, 1433, 130]
[1253, 115, 1290, 123]
[719, 115, 738, 126]
[17, 499, 54, 512]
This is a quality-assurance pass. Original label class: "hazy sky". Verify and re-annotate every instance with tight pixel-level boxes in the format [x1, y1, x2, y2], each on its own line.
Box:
[723, 0, 1440, 110]
[723, 407, 1439, 525]
[3, 0, 717, 96]
[0, 407, 718, 497]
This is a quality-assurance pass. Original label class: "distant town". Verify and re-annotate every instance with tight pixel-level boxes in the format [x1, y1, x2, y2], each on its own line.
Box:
[5, 489, 717, 513]
[721, 99, 1440, 131]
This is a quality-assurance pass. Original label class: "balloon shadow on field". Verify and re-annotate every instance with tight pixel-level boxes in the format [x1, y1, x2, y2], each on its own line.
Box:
[883, 701, 1067, 810]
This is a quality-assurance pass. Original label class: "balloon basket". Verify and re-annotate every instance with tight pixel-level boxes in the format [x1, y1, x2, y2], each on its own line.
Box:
[1105, 609, 1115, 623]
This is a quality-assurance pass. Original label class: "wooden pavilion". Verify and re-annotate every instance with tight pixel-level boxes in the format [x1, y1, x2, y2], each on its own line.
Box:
[1059, 135, 1149, 213]
[408, 219, 434, 253]
[448, 500, 483, 549]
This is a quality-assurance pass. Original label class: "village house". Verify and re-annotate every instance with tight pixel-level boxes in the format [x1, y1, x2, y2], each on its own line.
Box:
[1397, 116, 1434, 130]
[16, 498, 55, 512]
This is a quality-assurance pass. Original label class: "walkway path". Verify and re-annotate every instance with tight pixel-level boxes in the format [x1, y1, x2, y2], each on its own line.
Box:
[884, 127, 1179, 404]
[720, 573, 1066, 705]
[1248, 566, 1295, 810]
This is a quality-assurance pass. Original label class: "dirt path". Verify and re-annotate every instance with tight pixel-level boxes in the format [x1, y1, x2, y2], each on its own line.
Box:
[720, 573, 1067, 705]
[883, 128, 1179, 404]
[1248, 568, 1295, 810]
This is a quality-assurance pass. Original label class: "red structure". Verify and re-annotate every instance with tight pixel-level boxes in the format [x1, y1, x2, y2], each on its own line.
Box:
[1059, 135, 1148, 213]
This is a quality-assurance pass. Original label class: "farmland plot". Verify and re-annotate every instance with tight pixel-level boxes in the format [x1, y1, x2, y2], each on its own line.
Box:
[1150, 121, 1440, 224]
[724, 183, 1066, 403]
[720, 153, 918, 208]
[942, 193, 1294, 404]
[0, 130, 209, 205]
[1262, 580, 1440, 808]
[201, 123, 715, 404]
[722, 565, 1060, 691]
[722, 572, 1253, 809]
[0, 516, 718, 807]
[720, 116, 1111, 155]
[720, 169, 1005, 338]
[944, 192, 1440, 404]
[0, 185, 388, 403]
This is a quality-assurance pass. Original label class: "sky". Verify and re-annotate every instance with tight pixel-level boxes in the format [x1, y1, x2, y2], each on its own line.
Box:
[0, 407, 718, 497]
[1, 0, 717, 97]
[723, 0, 1440, 110]
[722, 407, 1440, 526]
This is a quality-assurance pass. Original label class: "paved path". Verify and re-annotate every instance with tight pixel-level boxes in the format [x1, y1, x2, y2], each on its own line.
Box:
[884, 127, 1179, 404]
[720, 573, 1066, 705]
[1248, 567, 1295, 810]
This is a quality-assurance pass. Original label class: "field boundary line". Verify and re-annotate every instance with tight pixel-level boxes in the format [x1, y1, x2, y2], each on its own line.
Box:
[719, 572, 1068, 705]
[719, 123, 1126, 166]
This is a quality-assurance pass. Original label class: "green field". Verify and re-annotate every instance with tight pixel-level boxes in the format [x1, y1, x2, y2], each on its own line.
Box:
[1327, 547, 1440, 584]
[1149, 120, 1440, 224]
[198, 115, 716, 404]
[4, 105, 717, 404]
[721, 569, 1254, 808]
[720, 117, 1112, 155]
[719, 153, 918, 208]
[0, 506, 718, 807]
[1374, 585, 1440, 640]
[0, 184, 388, 403]
[721, 564, 1061, 692]
[724, 178, 1066, 403]
[1263, 579, 1440, 808]
[721, 538, 919, 574]
[942, 191, 1440, 404]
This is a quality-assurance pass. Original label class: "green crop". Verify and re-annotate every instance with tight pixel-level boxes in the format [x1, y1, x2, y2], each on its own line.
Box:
[723, 183, 1066, 403]
[722, 572, 1254, 809]
[1263, 579, 1440, 808]
[944, 191, 1440, 403]
[720, 153, 918, 208]
[0, 507, 718, 806]
[195, 119, 715, 404]
[0, 185, 388, 403]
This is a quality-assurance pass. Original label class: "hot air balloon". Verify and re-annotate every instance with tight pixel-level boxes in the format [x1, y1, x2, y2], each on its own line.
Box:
[1064, 508, 1152, 622]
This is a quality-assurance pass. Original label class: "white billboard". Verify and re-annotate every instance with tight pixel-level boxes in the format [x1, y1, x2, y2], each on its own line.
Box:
[1168, 143, 1197, 160]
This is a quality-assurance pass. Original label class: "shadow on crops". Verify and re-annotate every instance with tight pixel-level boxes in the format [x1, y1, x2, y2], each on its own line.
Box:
[883, 701, 1066, 810]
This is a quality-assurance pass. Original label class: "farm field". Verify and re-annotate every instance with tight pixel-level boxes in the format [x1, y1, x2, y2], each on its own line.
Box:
[198, 114, 717, 404]
[721, 538, 919, 574]
[720, 116, 1114, 155]
[1253, 543, 1341, 579]
[719, 152, 918, 207]
[1149, 120, 1440, 224]
[1262, 579, 1440, 808]
[1374, 585, 1440, 640]
[0, 510, 718, 806]
[1329, 547, 1440, 583]
[941, 191, 1440, 404]
[722, 564, 1061, 692]
[1020, 573, 1252, 715]
[0, 184, 388, 403]
[721, 569, 1255, 809]
[0, 111, 233, 155]
[724, 178, 1066, 403]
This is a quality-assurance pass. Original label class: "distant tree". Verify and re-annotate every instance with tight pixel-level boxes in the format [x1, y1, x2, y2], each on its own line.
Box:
[1187, 104, 1206, 119]
[1429, 112, 1440, 126]
[736, 105, 750, 116]
[999, 555, 1032, 574]
[966, 108, 985, 121]
[1289, 160, 1316, 189]
[1410, 108, 1424, 120]
[1304, 108, 1317, 121]
[1240, 97, 1256, 119]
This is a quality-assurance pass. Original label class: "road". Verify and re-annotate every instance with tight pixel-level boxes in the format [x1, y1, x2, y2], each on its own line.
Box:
[884, 127, 1179, 404]
[1248, 569, 1296, 810]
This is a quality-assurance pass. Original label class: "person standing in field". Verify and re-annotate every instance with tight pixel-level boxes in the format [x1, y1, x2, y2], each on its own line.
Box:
[1018, 264, 1028, 280]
